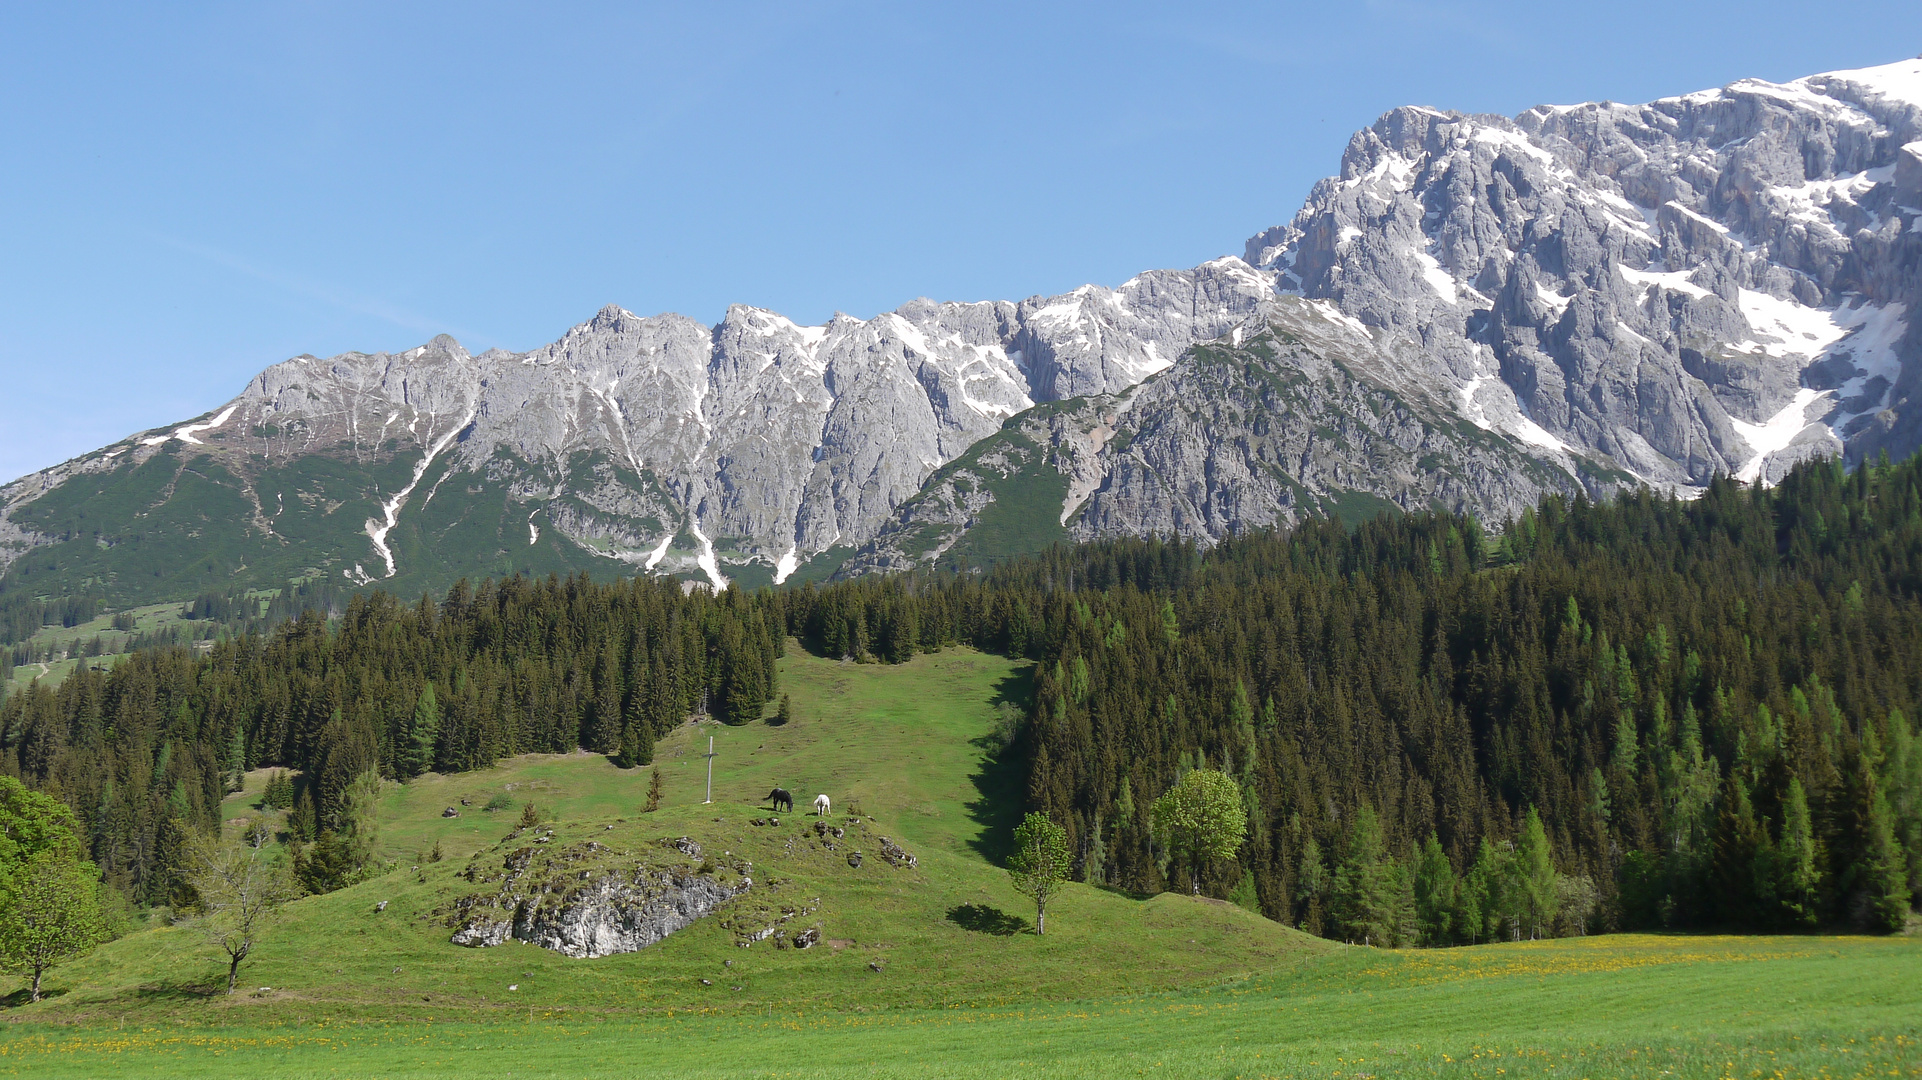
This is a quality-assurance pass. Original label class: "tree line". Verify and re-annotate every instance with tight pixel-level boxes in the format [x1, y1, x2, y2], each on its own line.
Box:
[782, 456, 1922, 937]
[0, 574, 783, 903]
[3, 452, 1920, 942]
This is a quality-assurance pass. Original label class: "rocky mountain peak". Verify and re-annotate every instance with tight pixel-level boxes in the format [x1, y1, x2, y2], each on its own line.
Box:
[1245, 56, 1922, 488]
[6, 58, 1919, 600]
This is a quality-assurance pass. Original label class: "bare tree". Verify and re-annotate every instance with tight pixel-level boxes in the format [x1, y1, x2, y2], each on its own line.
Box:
[187, 835, 296, 994]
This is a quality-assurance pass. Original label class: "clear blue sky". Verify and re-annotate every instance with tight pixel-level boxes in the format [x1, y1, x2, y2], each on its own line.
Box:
[1, 2, 1913, 483]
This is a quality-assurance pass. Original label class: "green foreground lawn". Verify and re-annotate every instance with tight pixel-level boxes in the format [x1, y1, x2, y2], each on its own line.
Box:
[3, 646, 1918, 1076]
[1, 934, 1915, 1078]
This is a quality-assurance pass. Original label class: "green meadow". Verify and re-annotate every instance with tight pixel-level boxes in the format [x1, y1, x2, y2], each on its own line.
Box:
[2, 646, 1917, 1077]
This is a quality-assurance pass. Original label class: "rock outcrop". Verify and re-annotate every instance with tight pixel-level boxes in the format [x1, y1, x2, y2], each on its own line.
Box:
[445, 833, 751, 958]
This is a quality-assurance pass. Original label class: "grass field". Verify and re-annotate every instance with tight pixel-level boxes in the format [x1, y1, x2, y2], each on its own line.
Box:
[2, 645, 1918, 1077]
[1, 933, 1914, 1078]
[3, 601, 195, 694]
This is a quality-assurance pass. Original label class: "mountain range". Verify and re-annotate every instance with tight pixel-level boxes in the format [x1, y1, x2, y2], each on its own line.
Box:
[4, 57, 1919, 605]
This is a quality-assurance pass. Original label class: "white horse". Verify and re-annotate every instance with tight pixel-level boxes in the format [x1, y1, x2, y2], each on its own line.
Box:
[813, 793, 831, 817]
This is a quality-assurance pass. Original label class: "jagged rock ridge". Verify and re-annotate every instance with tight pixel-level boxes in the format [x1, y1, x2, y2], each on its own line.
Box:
[0, 262, 1274, 592]
[3, 58, 1919, 595]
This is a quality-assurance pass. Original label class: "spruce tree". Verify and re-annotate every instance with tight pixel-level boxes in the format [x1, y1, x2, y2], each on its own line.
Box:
[613, 718, 654, 769]
[1515, 808, 1560, 939]
[1847, 772, 1912, 932]
[1413, 833, 1460, 944]
[404, 684, 440, 779]
[1774, 778, 1820, 927]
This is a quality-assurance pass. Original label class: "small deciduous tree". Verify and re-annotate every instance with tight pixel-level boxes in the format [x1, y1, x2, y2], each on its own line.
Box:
[1151, 768, 1248, 895]
[0, 850, 105, 1001]
[1006, 812, 1071, 935]
[187, 835, 295, 994]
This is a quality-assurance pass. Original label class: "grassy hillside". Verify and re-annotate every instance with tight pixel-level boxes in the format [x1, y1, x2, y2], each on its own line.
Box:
[3, 645, 1917, 1077]
[6, 647, 1322, 1025]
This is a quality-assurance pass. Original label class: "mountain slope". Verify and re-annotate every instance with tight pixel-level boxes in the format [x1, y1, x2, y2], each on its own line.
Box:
[0, 264, 1273, 604]
[1247, 57, 1922, 485]
[3, 59, 1919, 603]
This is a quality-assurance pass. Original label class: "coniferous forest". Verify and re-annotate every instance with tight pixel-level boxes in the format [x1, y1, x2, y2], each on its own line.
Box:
[3, 454, 1920, 942]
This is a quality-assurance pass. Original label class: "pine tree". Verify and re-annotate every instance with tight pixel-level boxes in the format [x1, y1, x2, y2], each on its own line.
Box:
[1880, 710, 1922, 905]
[1332, 806, 1402, 946]
[335, 769, 382, 879]
[613, 716, 654, 769]
[644, 766, 664, 813]
[1845, 771, 1912, 932]
[1515, 807, 1560, 939]
[1413, 833, 1460, 944]
[404, 684, 440, 780]
[1773, 777, 1820, 927]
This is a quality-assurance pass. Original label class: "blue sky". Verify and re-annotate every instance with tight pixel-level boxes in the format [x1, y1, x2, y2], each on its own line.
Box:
[1, 1, 1913, 483]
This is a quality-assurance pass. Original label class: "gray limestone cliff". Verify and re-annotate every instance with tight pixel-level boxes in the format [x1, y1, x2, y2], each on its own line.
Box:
[4, 59, 1919, 595]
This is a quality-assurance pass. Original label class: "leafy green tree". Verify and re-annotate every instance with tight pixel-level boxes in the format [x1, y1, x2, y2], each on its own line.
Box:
[0, 850, 105, 1001]
[1151, 769, 1248, 895]
[1006, 812, 1071, 935]
[644, 766, 664, 812]
[187, 834, 295, 993]
[1553, 873, 1599, 935]
[0, 776, 83, 873]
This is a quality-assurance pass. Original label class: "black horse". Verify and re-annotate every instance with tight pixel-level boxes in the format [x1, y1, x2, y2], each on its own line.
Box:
[766, 787, 794, 813]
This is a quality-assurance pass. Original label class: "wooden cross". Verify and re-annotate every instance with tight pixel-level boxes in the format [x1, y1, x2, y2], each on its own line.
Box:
[702, 736, 717, 804]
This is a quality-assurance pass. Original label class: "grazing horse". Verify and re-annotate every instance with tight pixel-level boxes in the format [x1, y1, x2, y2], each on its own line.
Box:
[766, 787, 793, 813]
[813, 793, 831, 817]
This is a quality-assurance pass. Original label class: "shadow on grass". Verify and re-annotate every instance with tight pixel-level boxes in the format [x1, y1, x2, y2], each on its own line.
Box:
[0, 986, 67, 1008]
[963, 664, 1035, 865]
[947, 903, 1029, 936]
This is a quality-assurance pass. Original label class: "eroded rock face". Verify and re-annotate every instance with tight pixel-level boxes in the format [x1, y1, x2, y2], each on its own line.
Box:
[6, 61, 1917, 591]
[445, 836, 751, 959]
[1244, 58, 1922, 487]
[0, 263, 1275, 589]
